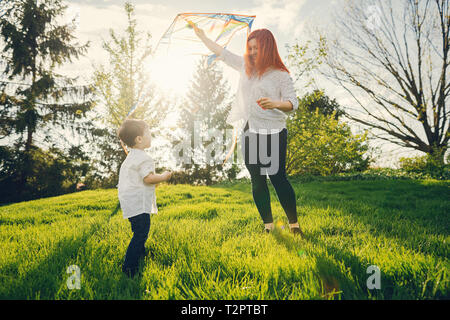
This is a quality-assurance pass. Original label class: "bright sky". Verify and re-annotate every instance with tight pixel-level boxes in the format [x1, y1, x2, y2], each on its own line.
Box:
[64, 0, 335, 93]
[59, 0, 428, 168]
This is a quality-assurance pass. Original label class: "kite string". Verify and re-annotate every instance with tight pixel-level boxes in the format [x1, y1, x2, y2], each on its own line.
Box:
[223, 127, 237, 164]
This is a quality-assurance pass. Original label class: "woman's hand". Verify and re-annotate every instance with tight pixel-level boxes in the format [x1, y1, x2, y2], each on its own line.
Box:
[189, 20, 223, 56]
[256, 97, 279, 110]
[257, 98, 294, 112]
[191, 21, 205, 39]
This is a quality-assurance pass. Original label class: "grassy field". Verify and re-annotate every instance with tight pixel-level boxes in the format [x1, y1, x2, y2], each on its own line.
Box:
[0, 178, 448, 300]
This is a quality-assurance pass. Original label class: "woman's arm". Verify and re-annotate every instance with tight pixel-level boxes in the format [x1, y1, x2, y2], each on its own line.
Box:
[192, 22, 244, 72]
[257, 98, 293, 112]
[192, 24, 223, 56]
[275, 100, 294, 112]
[257, 72, 298, 112]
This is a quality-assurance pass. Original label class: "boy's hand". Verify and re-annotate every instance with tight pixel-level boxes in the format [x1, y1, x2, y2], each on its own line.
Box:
[143, 171, 172, 185]
[163, 171, 172, 181]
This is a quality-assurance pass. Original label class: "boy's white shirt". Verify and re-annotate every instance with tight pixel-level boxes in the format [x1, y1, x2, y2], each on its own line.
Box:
[118, 148, 158, 219]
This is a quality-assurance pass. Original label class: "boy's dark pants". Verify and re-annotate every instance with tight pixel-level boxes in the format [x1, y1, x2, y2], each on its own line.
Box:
[122, 213, 150, 273]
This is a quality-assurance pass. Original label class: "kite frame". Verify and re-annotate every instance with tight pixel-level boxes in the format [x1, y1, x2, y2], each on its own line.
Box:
[139, 13, 256, 163]
[155, 12, 255, 55]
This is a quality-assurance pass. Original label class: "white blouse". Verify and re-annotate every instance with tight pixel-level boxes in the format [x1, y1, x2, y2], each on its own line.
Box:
[217, 48, 299, 134]
[118, 148, 158, 219]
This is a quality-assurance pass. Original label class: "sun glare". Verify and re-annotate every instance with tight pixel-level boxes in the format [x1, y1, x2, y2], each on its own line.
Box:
[147, 53, 197, 97]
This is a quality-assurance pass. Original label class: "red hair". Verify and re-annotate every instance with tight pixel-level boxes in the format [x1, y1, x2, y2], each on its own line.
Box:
[244, 29, 290, 79]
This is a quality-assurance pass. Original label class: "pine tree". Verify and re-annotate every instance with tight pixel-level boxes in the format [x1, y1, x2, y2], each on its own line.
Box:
[175, 57, 233, 183]
[182, 57, 230, 131]
[0, 0, 94, 196]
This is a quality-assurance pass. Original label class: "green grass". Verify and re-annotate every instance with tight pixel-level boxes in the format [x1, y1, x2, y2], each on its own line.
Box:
[0, 178, 448, 300]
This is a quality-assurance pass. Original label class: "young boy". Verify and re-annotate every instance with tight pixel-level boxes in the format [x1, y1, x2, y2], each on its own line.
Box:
[117, 119, 172, 277]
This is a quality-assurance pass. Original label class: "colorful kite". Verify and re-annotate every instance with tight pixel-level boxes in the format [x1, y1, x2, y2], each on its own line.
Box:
[155, 13, 255, 66]
[141, 13, 256, 162]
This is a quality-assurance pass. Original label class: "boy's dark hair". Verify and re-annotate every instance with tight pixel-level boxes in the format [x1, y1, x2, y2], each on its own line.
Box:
[118, 119, 149, 147]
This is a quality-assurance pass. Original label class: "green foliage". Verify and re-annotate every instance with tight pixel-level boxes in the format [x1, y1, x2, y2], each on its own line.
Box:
[0, 180, 448, 299]
[92, 1, 166, 129]
[285, 36, 327, 87]
[286, 91, 372, 176]
[399, 154, 450, 180]
[174, 56, 233, 184]
[399, 155, 429, 172]
[82, 127, 127, 189]
[0, 0, 94, 199]
[0, 144, 91, 203]
[300, 89, 345, 119]
[290, 167, 449, 182]
[168, 162, 239, 186]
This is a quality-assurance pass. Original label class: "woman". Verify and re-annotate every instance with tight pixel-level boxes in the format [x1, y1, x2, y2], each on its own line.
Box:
[193, 25, 304, 237]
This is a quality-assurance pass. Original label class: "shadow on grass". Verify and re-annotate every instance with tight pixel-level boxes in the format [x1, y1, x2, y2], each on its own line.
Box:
[211, 178, 449, 299]
[303, 179, 449, 299]
[266, 227, 370, 299]
[307, 180, 448, 257]
[0, 221, 104, 299]
[0, 202, 144, 300]
[109, 201, 121, 220]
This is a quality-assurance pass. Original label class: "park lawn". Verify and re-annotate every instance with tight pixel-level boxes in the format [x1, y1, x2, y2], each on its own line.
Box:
[0, 178, 448, 300]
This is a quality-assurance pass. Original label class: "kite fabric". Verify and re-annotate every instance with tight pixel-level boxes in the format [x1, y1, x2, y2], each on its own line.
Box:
[154, 13, 255, 66]
[152, 13, 256, 163]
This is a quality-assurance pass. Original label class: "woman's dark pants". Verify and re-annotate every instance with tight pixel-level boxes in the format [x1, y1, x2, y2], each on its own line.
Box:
[242, 122, 298, 225]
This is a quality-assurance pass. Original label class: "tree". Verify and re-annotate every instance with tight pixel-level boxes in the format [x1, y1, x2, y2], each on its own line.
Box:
[91, 2, 169, 182]
[0, 143, 92, 203]
[92, 1, 166, 128]
[286, 91, 373, 175]
[0, 0, 94, 196]
[285, 36, 327, 88]
[319, 0, 450, 165]
[180, 57, 231, 131]
[300, 89, 345, 120]
[174, 56, 233, 184]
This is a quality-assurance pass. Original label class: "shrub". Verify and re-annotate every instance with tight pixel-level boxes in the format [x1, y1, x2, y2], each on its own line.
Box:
[286, 94, 374, 176]
[399, 154, 450, 180]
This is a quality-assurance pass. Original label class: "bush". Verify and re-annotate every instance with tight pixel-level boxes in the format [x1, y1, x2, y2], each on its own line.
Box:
[167, 163, 241, 186]
[399, 155, 428, 172]
[290, 166, 449, 182]
[0, 145, 92, 204]
[399, 154, 450, 180]
[286, 95, 374, 175]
